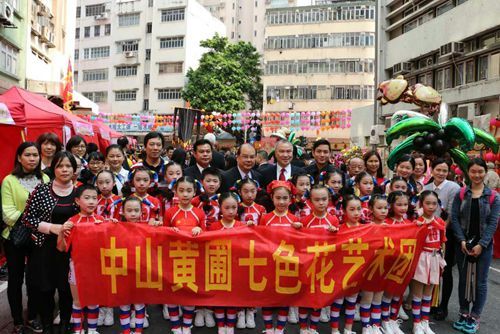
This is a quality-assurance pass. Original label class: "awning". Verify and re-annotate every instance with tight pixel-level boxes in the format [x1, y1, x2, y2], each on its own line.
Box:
[73, 91, 99, 115]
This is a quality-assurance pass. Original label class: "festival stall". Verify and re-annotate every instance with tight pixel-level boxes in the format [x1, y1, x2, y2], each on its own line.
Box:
[0, 87, 97, 144]
[0, 102, 25, 181]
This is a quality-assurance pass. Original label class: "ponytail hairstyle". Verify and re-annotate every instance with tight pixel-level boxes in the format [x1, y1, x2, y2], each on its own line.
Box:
[368, 189, 388, 208]
[95, 169, 116, 194]
[120, 195, 143, 221]
[309, 184, 332, 200]
[341, 194, 362, 211]
[418, 190, 447, 220]
[160, 161, 184, 201]
[122, 166, 153, 197]
[217, 191, 245, 217]
[387, 190, 409, 218]
[234, 177, 260, 192]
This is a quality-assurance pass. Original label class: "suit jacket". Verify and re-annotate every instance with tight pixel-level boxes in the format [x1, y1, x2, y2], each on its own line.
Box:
[183, 165, 203, 181]
[220, 167, 263, 193]
[259, 164, 305, 189]
[189, 150, 226, 171]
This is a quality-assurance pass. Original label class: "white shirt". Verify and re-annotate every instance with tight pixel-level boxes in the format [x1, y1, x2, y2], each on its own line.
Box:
[276, 164, 291, 181]
[197, 163, 209, 175]
[238, 166, 252, 179]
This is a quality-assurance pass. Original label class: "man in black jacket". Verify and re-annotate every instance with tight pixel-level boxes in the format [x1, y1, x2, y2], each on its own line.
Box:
[305, 138, 335, 183]
[221, 144, 263, 192]
[184, 139, 221, 181]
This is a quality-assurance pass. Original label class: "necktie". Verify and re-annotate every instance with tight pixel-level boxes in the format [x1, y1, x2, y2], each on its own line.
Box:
[279, 168, 286, 181]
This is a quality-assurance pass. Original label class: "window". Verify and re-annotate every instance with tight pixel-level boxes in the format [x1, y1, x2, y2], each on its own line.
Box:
[147, 22, 152, 33]
[465, 60, 475, 83]
[0, 40, 19, 76]
[75, 28, 80, 39]
[331, 85, 374, 100]
[83, 46, 110, 59]
[116, 65, 138, 77]
[144, 74, 150, 85]
[146, 49, 151, 60]
[478, 55, 488, 80]
[115, 90, 137, 101]
[436, 0, 454, 16]
[148, 0, 154, 7]
[158, 88, 182, 100]
[119, 13, 140, 27]
[265, 32, 375, 50]
[436, 67, 452, 90]
[104, 24, 111, 35]
[455, 63, 464, 86]
[143, 99, 149, 111]
[83, 69, 108, 81]
[76, 6, 81, 18]
[117, 40, 139, 53]
[160, 36, 184, 49]
[74, 71, 78, 84]
[85, 4, 106, 17]
[159, 62, 183, 74]
[266, 5, 375, 25]
[82, 91, 107, 103]
[161, 8, 185, 22]
[94, 25, 100, 37]
[417, 72, 433, 86]
[84, 26, 90, 38]
[74, 49, 79, 60]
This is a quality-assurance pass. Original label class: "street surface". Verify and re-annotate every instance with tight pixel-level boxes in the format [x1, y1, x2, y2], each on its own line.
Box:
[0, 260, 499, 333]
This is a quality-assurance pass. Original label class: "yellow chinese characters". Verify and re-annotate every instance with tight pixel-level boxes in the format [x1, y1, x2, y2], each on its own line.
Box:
[273, 240, 302, 294]
[364, 237, 396, 281]
[341, 238, 369, 290]
[306, 242, 336, 293]
[386, 238, 417, 284]
[135, 238, 163, 291]
[169, 240, 199, 292]
[100, 237, 128, 294]
[239, 240, 268, 291]
[205, 239, 232, 291]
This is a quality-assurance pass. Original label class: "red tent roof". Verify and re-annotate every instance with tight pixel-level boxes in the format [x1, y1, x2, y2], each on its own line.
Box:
[0, 86, 75, 128]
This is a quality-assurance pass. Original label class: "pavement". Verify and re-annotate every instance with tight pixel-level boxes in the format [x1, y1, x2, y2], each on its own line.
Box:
[0, 260, 499, 334]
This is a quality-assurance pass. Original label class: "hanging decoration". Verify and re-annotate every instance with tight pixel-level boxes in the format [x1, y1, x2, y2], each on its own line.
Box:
[261, 110, 352, 134]
[380, 77, 499, 174]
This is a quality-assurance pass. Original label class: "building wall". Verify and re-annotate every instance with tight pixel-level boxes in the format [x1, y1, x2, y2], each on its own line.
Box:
[74, 0, 225, 114]
[351, 0, 500, 147]
[25, 0, 76, 95]
[263, 0, 376, 139]
[0, 0, 28, 92]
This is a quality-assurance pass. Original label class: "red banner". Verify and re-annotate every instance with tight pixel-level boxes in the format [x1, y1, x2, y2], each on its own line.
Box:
[71, 224, 427, 308]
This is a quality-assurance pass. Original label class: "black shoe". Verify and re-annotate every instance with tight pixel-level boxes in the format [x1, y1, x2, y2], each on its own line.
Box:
[12, 325, 25, 334]
[433, 307, 448, 321]
[41, 326, 53, 334]
[26, 320, 43, 333]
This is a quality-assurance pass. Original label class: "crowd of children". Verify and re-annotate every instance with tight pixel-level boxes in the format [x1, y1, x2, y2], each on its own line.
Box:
[57, 150, 450, 334]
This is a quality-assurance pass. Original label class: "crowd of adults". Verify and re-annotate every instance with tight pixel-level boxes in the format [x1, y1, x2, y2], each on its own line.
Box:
[0, 130, 498, 334]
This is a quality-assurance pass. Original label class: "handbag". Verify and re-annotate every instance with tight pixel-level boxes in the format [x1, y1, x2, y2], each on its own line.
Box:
[9, 214, 32, 248]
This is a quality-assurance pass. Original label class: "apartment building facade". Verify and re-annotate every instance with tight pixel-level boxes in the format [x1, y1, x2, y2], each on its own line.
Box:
[262, 0, 376, 139]
[351, 0, 500, 147]
[74, 0, 225, 114]
[1, 0, 74, 95]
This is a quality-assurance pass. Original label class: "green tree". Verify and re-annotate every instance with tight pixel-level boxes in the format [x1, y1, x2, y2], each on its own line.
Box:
[182, 34, 263, 112]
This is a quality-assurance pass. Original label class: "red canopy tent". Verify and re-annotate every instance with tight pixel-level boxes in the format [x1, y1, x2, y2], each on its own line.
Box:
[92, 121, 123, 153]
[0, 87, 97, 144]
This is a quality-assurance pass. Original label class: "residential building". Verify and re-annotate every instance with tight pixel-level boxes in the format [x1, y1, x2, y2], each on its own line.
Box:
[0, 0, 28, 92]
[351, 0, 500, 147]
[74, 0, 225, 114]
[262, 0, 376, 139]
[25, 0, 76, 95]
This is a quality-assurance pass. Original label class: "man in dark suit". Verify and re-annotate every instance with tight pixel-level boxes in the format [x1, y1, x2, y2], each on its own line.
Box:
[259, 140, 305, 189]
[184, 139, 217, 181]
[221, 144, 263, 192]
[254, 150, 269, 170]
[188, 133, 226, 170]
[305, 138, 335, 183]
